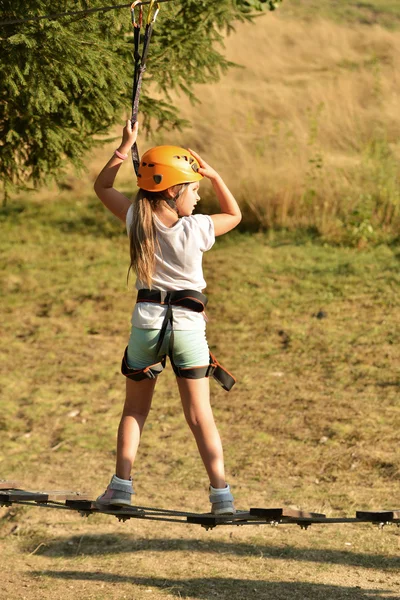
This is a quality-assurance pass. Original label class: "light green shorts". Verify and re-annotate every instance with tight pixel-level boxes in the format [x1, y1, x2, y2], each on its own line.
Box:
[126, 327, 210, 370]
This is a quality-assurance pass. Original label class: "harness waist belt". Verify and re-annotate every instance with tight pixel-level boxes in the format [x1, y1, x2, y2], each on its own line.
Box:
[136, 289, 207, 355]
[137, 288, 207, 310]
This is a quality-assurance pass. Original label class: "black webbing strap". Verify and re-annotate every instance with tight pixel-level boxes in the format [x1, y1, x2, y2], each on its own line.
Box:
[171, 352, 236, 392]
[121, 346, 166, 381]
[136, 289, 208, 356]
[130, 1, 159, 175]
[136, 288, 208, 309]
[158, 301, 173, 356]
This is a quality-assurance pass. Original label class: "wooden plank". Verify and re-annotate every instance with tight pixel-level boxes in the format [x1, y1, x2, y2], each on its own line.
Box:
[97, 506, 147, 517]
[39, 490, 91, 502]
[65, 500, 145, 513]
[187, 511, 253, 527]
[65, 499, 95, 510]
[187, 514, 218, 526]
[250, 508, 326, 520]
[282, 508, 326, 519]
[0, 490, 49, 502]
[249, 508, 284, 520]
[356, 510, 400, 522]
[0, 489, 91, 503]
[0, 481, 20, 490]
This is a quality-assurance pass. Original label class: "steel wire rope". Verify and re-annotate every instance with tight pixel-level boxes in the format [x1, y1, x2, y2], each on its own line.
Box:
[0, 0, 171, 27]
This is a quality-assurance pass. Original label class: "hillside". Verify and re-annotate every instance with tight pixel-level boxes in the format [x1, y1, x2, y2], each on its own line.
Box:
[54, 2, 399, 243]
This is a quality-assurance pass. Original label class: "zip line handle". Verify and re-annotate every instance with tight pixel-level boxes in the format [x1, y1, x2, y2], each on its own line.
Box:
[130, 0, 161, 172]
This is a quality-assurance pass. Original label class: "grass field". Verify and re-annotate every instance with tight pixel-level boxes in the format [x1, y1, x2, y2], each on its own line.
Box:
[1, 193, 399, 599]
[279, 0, 400, 28]
[1, 2, 400, 599]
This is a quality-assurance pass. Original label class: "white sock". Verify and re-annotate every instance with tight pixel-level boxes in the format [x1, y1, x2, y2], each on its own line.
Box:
[113, 475, 131, 484]
[210, 484, 229, 494]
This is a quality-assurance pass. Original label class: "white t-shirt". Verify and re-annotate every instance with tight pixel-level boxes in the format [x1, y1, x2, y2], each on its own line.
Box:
[126, 205, 215, 330]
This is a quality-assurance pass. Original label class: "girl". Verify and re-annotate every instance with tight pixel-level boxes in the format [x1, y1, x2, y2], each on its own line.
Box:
[94, 120, 241, 515]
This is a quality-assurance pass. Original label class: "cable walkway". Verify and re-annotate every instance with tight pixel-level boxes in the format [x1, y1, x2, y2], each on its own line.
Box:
[1, 482, 399, 531]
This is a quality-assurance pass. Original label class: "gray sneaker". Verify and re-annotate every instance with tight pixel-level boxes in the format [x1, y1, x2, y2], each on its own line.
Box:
[96, 475, 134, 508]
[209, 484, 236, 515]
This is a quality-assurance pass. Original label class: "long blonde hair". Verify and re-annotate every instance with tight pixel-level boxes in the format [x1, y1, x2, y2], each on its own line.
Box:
[128, 185, 188, 288]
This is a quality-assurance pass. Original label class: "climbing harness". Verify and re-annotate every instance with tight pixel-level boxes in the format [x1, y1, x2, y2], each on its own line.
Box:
[130, 0, 160, 175]
[121, 289, 236, 391]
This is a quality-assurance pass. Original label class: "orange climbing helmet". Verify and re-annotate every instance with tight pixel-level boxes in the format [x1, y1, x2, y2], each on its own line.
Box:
[137, 145, 203, 192]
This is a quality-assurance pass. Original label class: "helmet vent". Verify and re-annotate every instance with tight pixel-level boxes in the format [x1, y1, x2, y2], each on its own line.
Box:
[173, 154, 195, 166]
[153, 174, 163, 184]
[148, 163, 155, 167]
[191, 163, 199, 173]
[142, 162, 147, 166]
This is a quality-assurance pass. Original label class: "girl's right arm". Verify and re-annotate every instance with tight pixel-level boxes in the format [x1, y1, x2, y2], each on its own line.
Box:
[94, 121, 139, 223]
[188, 148, 242, 237]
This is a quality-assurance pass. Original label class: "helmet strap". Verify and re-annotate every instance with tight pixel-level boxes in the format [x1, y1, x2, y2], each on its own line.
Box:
[166, 197, 179, 214]
[161, 183, 188, 216]
[161, 195, 179, 215]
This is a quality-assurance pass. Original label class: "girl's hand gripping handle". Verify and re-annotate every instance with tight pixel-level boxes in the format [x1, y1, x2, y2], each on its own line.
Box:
[119, 120, 139, 155]
[94, 121, 140, 223]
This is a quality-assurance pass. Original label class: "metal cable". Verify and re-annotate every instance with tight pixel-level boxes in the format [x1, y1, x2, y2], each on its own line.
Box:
[0, 0, 171, 27]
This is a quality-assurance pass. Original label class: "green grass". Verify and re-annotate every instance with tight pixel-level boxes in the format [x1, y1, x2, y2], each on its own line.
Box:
[1, 195, 399, 599]
[2, 4, 400, 596]
[279, 0, 400, 29]
[1, 195, 399, 496]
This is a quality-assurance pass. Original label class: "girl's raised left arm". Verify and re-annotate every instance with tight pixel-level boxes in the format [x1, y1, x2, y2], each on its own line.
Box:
[188, 148, 242, 237]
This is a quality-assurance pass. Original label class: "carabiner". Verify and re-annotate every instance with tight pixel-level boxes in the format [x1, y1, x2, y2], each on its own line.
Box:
[146, 0, 160, 25]
[131, 0, 143, 28]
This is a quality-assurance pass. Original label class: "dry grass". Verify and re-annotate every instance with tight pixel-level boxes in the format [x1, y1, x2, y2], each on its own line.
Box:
[4, 5, 400, 245]
[279, 0, 400, 29]
[146, 15, 400, 240]
[1, 193, 400, 599]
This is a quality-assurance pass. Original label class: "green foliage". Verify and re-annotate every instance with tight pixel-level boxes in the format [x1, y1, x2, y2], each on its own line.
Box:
[342, 136, 400, 246]
[0, 0, 279, 196]
[235, 0, 283, 11]
[280, 0, 400, 28]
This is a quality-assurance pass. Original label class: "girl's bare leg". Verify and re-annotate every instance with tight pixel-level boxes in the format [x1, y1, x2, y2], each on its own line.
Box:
[115, 377, 157, 480]
[176, 376, 226, 488]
